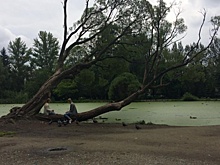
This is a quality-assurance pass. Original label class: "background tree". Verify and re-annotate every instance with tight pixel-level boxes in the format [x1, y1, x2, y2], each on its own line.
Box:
[0, 57, 6, 99]
[108, 72, 141, 101]
[31, 31, 59, 73]
[0, 47, 10, 67]
[8, 38, 31, 92]
[179, 43, 207, 97]
[75, 69, 95, 99]
[53, 79, 78, 100]
[0, 48, 10, 101]
[208, 38, 220, 97]
[25, 31, 60, 98]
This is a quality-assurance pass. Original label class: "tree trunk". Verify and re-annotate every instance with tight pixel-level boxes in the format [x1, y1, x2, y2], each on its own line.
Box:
[3, 69, 64, 119]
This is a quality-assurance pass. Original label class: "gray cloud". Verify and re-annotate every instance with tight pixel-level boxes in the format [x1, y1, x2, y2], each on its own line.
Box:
[0, 0, 86, 49]
[0, 26, 15, 48]
[0, 26, 33, 49]
[182, 0, 219, 44]
[0, 0, 219, 49]
[199, 0, 219, 8]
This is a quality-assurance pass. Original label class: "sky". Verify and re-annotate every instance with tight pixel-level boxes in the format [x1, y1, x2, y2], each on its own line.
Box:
[0, 0, 219, 50]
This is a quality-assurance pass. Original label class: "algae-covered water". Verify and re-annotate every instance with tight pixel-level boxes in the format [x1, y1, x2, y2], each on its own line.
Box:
[0, 101, 220, 126]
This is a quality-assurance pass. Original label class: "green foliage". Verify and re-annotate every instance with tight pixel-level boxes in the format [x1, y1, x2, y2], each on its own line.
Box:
[0, 131, 16, 137]
[53, 79, 78, 100]
[76, 69, 95, 87]
[8, 37, 31, 92]
[0, 48, 10, 95]
[31, 31, 59, 73]
[0, 47, 9, 67]
[24, 31, 59, 99]
[97, 58, 129, 81]
[146, 121, 155, 125]
[136, 120, 146, 125]
[0, 90, 28, 104]
[75, 69, 95, 99]
[181, 92, 199, 101]
[25, 69, 52, 98]
[108, 72, 141, 100]
[0, 59, 6, 92]
[75, 69, 95, 98]
[65, 46, 86, 66]
[14, 92, 29, 103]
[209, 38, 220, 97]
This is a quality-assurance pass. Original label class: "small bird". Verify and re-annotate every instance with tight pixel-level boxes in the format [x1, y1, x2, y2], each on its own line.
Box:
[63, 119, 68, 126]
[135, 124, 141, 130]
[122, 122, 127, 126]
[92, 118, 98, 123]
[48, 120, 53, 125]
[190, 116, 197, 119]
[57, 120, 62, 127]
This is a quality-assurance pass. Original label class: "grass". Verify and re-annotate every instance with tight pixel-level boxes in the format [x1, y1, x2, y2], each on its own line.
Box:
[0, 131, 16, 137]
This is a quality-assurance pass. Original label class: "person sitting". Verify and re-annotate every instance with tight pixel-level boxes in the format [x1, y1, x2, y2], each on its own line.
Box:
[64, 98, 78, 124]
[44, 98, 55, 115]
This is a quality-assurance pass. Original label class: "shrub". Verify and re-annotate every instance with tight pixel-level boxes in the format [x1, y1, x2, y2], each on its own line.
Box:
[0, 91, 28, 104]
[181, 92, 199, 101]
[0, 131, 16, 137]
[108, 72, 141, 101]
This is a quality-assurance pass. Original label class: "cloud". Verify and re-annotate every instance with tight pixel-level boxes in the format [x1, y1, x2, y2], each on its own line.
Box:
[165, 0, 218, 45]
[0, 26, 15, 49]
[197, 0, 219, 8]
[0, 0, 219, 49]
[0, 26, 34, 49]
[0, 0, 87, 49]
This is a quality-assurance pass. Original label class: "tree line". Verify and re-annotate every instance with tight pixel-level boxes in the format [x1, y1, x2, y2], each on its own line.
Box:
[0, 31, 220, 103]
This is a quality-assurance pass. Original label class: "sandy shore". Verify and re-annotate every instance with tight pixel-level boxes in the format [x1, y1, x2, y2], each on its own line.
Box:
[0, 120, 220, 165]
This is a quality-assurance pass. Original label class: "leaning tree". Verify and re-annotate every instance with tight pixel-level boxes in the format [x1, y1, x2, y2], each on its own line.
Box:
[3, 0, 220, 121]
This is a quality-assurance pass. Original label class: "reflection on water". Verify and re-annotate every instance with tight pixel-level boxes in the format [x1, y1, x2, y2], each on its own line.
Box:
[0, 101, 220, 126]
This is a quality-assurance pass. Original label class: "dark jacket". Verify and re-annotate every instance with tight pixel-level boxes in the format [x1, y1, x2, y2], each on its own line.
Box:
[69, 102, 77, 115]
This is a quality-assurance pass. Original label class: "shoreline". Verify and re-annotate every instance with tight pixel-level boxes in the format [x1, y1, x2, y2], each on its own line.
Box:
[0, 120, 220, 164]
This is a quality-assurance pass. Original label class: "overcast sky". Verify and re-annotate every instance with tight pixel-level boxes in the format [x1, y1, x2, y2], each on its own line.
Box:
[0, 0, 219, 50]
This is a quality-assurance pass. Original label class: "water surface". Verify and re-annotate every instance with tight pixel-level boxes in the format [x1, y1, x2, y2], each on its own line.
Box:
[1, 101, 219, 126]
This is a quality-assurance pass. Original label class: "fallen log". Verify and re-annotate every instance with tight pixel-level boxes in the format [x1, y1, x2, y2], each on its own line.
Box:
[35, 113, 64, 122]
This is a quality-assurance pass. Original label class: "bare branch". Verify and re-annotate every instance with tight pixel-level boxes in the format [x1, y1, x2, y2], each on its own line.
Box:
[58, 1, 125, 66]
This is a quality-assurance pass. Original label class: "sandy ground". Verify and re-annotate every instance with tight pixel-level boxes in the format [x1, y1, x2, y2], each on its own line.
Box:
[0, 119, 220, 165]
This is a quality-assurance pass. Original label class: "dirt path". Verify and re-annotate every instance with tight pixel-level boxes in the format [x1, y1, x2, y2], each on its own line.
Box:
[0, 120, 220, 165]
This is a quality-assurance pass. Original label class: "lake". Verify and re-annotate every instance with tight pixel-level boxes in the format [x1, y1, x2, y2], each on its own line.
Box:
[0, 101, 220, 126]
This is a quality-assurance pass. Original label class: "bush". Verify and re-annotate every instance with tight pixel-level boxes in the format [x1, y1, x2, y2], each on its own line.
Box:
[0, 91, 28, 104]
[0, 131, 16, 137]
[181, 92, 199, 101]
[108, 72, 141, 101]
[14, 92, 29, 103]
